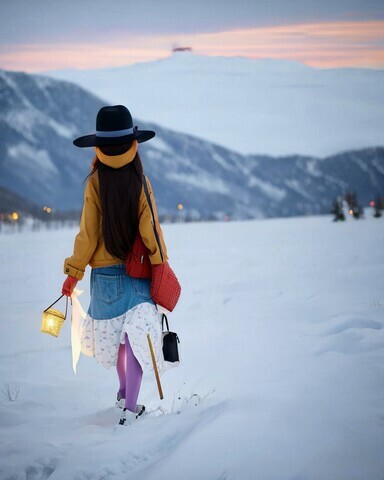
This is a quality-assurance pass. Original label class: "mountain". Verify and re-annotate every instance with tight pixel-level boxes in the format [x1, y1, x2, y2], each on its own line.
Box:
[46, 53, 384, 157]
[0, 68, 383, 222]
[247, 148, 384, 217]
[0, 69, 104, 212]
[0, 68, 256, 220]
[0, 185, 41, 218]
[0, 185, 81, 222]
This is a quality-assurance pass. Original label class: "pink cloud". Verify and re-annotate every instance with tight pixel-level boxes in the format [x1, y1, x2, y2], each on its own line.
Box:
[1, 20, 384, 71]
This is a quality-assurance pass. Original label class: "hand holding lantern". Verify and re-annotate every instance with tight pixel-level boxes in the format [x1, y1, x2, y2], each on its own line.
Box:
[62, 276, 78, 297]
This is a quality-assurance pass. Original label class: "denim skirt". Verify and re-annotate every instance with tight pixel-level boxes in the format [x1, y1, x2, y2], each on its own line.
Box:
[80, 265, 163, 371]
[88, 264, 154, 319]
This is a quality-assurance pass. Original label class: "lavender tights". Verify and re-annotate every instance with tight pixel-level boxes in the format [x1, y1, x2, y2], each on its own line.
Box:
[116, 333, 143, 412]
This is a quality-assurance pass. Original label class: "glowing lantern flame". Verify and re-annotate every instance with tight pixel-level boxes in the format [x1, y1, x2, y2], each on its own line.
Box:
[41, 308, 65, 337]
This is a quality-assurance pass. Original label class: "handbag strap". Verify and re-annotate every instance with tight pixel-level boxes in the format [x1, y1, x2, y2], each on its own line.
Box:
[161, 313, 170, 332]
[44, 294, 69, 320]
[162, 314, 180, 343]
[142, 175, 164, 263]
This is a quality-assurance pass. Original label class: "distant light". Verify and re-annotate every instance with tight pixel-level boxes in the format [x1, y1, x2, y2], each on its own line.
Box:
[177, 204, 184, 210]
[11, 212, 19, 221]
[349, 209, 353, 215]
[46, 207, 52, 214]
[370, 201, 375, 207]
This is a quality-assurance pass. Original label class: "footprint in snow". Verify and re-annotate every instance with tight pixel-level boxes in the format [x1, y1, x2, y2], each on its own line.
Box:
[325, 317, 382, 336]
[143, 386, 217, 418]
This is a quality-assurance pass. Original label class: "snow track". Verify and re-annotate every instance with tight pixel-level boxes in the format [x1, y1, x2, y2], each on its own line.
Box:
[0, 215, 383, 479]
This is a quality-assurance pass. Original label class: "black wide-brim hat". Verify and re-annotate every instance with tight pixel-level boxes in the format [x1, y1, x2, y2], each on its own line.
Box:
[73, 105, 155, 147]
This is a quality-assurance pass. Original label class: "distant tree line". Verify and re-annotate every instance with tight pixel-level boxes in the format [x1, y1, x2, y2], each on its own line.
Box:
[332, 191, 383, 221]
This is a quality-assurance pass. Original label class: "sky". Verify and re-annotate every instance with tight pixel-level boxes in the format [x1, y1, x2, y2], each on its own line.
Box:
[0, 0, 384, 71]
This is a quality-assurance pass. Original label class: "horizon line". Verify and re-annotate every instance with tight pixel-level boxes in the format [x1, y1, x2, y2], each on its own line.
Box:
[1, 53, 384, 74]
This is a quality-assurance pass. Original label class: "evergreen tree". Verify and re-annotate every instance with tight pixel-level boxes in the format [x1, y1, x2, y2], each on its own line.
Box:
[331, 197, 345, 222]
[373, 194, 383, 218]
[345, 190, 363, 219]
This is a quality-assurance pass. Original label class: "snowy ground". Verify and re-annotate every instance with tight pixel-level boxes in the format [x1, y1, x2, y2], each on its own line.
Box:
[0, 214, 383, 480]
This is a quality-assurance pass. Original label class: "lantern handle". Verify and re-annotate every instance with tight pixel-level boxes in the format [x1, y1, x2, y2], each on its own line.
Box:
[44, 294, 69, 319]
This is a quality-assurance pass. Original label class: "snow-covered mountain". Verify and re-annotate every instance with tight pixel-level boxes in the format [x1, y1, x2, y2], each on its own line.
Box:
[1, 68, 383, 221]
[0, 185, 41, 218]
[0, 68, 256, 220]
[46, 53, 384, 157]
[0, 69, 104, 211]
[248, 148, 384, 217]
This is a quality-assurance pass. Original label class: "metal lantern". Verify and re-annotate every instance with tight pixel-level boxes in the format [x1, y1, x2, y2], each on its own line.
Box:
[41, 295, 68, 337]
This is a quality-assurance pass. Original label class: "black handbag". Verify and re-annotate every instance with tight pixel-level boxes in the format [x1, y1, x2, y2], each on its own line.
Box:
[162, 314, 180, 364]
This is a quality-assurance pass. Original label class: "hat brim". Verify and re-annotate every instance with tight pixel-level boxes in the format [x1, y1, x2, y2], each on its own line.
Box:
[73, 130, 155, 148]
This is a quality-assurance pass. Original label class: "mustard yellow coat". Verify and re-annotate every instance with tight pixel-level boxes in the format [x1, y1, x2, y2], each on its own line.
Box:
[64, 172, 168, 280]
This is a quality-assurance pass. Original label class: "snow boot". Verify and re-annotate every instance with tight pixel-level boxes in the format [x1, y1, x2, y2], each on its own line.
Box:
[118, 406, 146, 426]
[115, 393, 145, 417]
[115, 392, 125, 409]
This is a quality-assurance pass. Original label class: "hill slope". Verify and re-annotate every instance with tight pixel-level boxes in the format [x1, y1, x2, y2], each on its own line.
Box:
[0, 69, 257, 219]
[46, 53, 384, 157]
[1, 68, 383, 221]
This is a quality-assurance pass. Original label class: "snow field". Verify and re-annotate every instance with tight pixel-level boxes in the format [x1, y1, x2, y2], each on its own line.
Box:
[0, 214, 383, 479]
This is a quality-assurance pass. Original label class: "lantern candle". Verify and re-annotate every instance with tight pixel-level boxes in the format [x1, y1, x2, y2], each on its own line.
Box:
[41, 295, 68, 337]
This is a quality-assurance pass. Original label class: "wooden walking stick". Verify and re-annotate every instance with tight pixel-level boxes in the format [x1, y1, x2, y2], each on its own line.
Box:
[147, 334, 164, 400]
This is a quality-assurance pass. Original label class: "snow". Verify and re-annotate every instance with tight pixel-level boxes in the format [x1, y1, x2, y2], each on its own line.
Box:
[351, 154, 379, 186]
[248, 175, 287, 201]
[149, 137, 173, 154]
[166, 171, 230, 194]
[5, 109, 38, 143]
[306, 159, 323, 177]
[206, 145, 237, 173]
[1, 69, 77, 143]
[8, 142, 59, 175]
[45, 54, 384, 157]
[372, 155, 384, 175]
[285, 178, 313, 199]
[0, 70, 34, 111]
[0, 214, 384, 479]
[46, 117, 76, 139]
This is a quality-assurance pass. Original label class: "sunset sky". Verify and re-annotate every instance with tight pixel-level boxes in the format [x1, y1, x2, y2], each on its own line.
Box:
[1, 0, 384, 71]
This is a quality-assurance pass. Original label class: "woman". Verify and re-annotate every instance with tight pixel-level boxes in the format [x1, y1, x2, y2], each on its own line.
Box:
[62, 105, 168, 426]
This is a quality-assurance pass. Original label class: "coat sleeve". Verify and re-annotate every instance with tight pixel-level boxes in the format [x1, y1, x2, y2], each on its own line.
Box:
[63, 178, 101, 280]
[138, 176, 168, 265]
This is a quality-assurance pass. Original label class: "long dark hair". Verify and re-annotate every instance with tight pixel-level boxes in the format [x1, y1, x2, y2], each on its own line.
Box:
[87, 143, 143, 260]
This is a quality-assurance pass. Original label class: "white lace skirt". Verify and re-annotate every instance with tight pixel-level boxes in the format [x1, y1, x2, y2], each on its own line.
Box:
[81, 301, 163, 371]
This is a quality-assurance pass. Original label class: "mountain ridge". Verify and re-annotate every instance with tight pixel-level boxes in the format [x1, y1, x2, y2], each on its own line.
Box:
[44, 53, 384, 157]
[0, 68, 383, 222]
